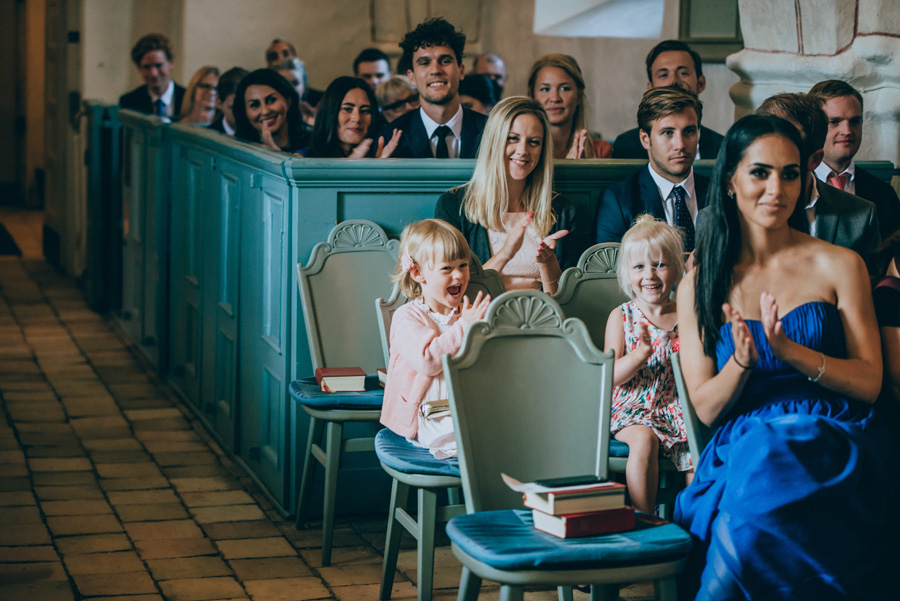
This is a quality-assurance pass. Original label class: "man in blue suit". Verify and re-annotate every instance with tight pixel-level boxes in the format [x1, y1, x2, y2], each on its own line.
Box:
[809, 80, 900, 239]
[119, 33, 185, 118]
[596, 86, 709, 251]
[374, 18, 487, 158]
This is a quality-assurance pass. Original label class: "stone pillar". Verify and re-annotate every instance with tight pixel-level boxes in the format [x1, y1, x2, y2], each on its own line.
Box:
[728, 0, 900, 168]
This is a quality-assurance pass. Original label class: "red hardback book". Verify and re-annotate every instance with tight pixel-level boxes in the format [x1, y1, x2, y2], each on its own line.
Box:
[532, 506, 636, 539]
[315, 367, 366, 392]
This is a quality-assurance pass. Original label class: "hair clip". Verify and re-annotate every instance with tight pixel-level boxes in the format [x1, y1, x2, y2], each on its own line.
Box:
[400, 254, 414, 272]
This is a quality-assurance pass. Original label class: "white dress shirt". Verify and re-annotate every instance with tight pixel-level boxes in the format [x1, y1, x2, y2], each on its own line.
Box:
[419, 106, 463, 159]
[150, 80, 176, 117]
[815, 160, 856, 195]
[647, 165, 699, 226]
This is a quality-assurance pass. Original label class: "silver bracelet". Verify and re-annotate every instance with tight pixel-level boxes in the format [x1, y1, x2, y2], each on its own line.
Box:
[808, 353, 826, 383]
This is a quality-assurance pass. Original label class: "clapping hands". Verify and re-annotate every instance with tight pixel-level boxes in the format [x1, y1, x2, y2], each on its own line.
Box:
[460, 290, 491, 324]
[536, 230, 569, 264]
[723, 302, 759, 370]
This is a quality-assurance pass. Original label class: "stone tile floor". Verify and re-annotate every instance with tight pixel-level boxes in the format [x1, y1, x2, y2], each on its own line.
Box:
[0, 236, 657, 600]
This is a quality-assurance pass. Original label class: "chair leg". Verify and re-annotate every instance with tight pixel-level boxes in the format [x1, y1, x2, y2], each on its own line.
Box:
[557, 585, 574, 601]
[499, 585, 524, 601]
[416, 487, 439, 601]
[380, 478, 410, 600]
[320, 420, 343, 566]
[296, 416, 325, 528]
[456, 566, 481, 601]
[589, 585, 618, 601]
[447, 486, 462, 506]
[654, 578, 678, 601]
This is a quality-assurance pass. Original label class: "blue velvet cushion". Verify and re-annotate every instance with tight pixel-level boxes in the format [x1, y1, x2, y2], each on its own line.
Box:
[289, 376, 384, 409]
[375, 428, 460, 477]
[446, 509, 691, 570]
[609, 440, 629, 457]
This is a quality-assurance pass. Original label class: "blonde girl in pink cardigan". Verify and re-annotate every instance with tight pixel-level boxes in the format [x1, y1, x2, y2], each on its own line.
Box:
[381, 219, 491, 458]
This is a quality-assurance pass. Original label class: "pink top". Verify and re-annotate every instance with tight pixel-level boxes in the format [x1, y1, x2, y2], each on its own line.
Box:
[381, 300, 470, 438]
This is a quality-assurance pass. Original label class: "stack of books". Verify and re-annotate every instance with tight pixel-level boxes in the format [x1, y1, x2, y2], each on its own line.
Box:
[315, 367, 366, 392]
[502, 474, 634, 539]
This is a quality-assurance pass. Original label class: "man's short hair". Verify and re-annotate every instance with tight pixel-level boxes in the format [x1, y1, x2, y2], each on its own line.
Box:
[808, 79, 864, 111]
[637, 85, 703, 134]
[757, 92, 826, 157]
[645, 39, 703, 81]
[216, 67, 248, 99]
[131, 33, 174, 66]
[399, 17, 466, 67]
[266, 38, 296, 61]
[353, 48, 391, 74]
[473, 52, 502, 70]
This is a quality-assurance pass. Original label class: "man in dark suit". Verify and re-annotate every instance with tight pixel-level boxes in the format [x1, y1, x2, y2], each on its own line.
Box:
[809, 80, 900, 239]
[375, 17, 487, 158]
[596, 86, 709, 251]
[757, 93, 880, 261]
[119, 33, 185, 117]
[613, 40, 724, 160]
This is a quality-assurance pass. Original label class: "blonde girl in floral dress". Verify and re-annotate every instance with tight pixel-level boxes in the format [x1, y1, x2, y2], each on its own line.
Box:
[603, 214, 690, 513]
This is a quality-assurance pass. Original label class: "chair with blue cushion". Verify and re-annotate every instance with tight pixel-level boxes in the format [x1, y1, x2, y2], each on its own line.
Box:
[556, 243, 684, 517]
[292, 219, 398, 566]
[374, 255, 503, 601]
[443, 290, 692, 601]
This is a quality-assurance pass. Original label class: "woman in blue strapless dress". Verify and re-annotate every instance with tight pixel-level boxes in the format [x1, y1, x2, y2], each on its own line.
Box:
[674, 114, 899, 600]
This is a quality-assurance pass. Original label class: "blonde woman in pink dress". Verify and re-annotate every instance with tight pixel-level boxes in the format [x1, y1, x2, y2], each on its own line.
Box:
[604, 214, 690, 513]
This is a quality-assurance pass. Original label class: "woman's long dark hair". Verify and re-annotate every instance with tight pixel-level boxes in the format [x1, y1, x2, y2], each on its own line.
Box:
[306, 76, 381, 158]
[694, 114, 809, 357]
[232, 69, 308, 151]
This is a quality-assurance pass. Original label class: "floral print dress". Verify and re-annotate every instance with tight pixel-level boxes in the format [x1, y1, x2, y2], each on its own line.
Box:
[611, 300, 691, 470]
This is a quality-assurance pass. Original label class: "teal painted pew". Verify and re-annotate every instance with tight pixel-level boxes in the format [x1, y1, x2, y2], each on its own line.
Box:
[109, 111, 896, 515]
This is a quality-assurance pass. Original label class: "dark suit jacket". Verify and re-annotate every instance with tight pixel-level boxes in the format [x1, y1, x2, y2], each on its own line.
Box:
[118, 83, 186, 115]
[612, 125, 724, 160]
[375, 107, 487, 158]
[854, 166, 900, 239]
[815, 178, 881, 259]
[595, 165, 710, 244]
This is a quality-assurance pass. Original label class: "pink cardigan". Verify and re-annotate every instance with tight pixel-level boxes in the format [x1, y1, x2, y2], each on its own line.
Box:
[380, 301, 469, 438]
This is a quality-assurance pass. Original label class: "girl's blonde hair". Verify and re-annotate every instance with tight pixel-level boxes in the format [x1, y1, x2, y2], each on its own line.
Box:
[616, 214, 686, 299]
[392, 219, 471, 298]
[459, 96, 556, 237]
[527, 54, 595, 158]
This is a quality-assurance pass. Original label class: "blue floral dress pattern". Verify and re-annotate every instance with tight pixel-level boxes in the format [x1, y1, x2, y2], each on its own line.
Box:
[674, 301, 900, 600]
[611, 301, 690, 471]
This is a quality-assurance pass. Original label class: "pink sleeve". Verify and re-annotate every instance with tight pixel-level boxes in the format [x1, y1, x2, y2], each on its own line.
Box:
[390, 307, 468, 377]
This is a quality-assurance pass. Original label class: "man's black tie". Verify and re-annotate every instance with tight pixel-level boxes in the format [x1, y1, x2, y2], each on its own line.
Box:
[434, 125, 451, 158]
[673, 185, 695, 252]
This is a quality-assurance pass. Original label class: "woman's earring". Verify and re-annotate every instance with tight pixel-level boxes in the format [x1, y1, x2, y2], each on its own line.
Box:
[727, 189, 735, 199]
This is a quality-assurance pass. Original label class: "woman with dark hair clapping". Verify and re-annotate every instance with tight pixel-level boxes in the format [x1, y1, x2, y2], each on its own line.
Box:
[301, 76, 400, 158]
[674, 113, 898, 600]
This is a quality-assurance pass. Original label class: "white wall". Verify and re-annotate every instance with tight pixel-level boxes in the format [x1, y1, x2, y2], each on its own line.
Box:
[80, 0, 739, 140]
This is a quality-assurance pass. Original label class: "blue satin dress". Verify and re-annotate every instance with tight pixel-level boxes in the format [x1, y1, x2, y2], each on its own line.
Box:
[675, 302, 900, 600]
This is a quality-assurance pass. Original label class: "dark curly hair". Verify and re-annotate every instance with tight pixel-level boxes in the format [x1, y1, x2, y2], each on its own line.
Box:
[693, 114, 809, 357]
[232, 69, 308, 152]
[306, 76, 381, 158]
[399, 17, 466, 68]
